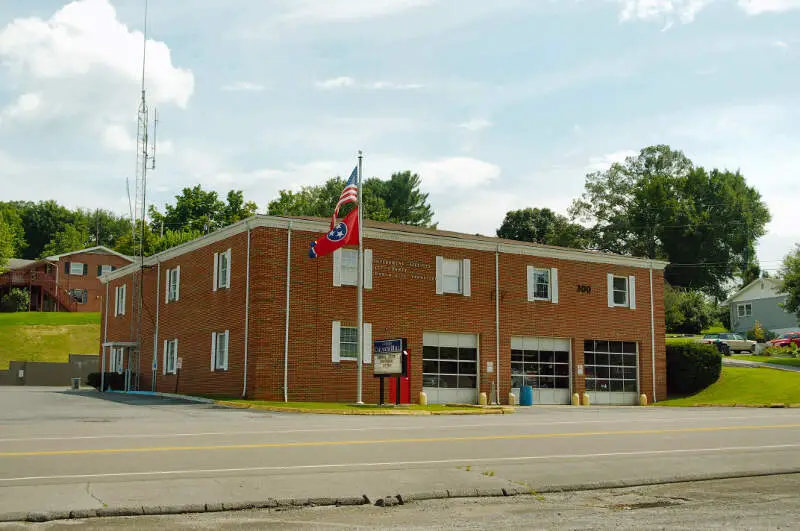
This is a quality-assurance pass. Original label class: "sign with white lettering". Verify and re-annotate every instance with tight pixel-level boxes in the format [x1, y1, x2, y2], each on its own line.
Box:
[373, 339, 403, 375]
[486, 361, 494, 373]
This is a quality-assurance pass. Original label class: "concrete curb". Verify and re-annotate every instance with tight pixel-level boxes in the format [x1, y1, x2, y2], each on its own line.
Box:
[214, 400, 515, 415]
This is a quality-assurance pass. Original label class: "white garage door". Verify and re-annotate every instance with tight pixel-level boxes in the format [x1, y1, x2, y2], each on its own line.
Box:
[584, 340, 639, 405]
[510, 337, 572, 405]
[422, 332, 479, 405]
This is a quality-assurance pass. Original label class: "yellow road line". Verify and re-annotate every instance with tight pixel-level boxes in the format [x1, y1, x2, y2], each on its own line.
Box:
[2, 423, 799, 458]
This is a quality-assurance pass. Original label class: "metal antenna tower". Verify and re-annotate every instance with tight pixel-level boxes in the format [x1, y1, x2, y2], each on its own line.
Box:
[130, 0, 158, 391]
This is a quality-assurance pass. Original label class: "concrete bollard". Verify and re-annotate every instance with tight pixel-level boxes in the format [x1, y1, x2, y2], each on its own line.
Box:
[639, 393, 648, 406]
[419, 391, 428, 406]
[508, 393, 517, 406]
[479, 392, 488, 406]
[581, 393, 591, 406]
[572, 393, 580, 406]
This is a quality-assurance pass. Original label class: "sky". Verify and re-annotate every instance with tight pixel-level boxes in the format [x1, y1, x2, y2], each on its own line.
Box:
[0, 0, 797, 271]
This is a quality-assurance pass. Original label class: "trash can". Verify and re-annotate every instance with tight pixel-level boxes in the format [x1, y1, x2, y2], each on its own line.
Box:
[71, 378, 80, 390]
[520, 385, 534, 406]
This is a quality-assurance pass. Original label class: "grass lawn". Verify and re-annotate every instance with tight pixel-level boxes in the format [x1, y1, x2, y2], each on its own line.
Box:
[732, 355, 800, 367]
[658, 366, 800, 407]
[0, 312, 100, 369]
[213, 399, 501, 413]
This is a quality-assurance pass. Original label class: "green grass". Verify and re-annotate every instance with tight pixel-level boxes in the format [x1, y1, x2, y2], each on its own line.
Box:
[214, 399, 487, 412]
[0, 312, 100, 369]
[658, 366, 800, 406]
[732, 355, 800, 367]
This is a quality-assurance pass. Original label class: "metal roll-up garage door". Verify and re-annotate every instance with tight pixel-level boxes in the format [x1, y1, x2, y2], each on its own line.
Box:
[422, 332, 479, 404]
[511, 337, 572, 404]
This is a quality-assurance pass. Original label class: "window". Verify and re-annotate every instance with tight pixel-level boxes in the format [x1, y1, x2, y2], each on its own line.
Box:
[422, 336, 478, 389]
[166, 266, 180, 303]
[163, 339, 178, 375]
[114, 285, 126, 316]
[69, 289, 88, 304]
[67, 262, 86, 276]
[97, 265, 115, 277]
[436, 257, 471, 296]
[211, 330, 229, 371]
[109, 347, 124, 374]
[511, 338, 570, 390]
[532, 268, 550, 300]
[331, 321, 372, 363]
[341, 249, 358, 286]
[607, 274, 636, 309]
[213, 249, 231, 291]
[584, 340, 638, 393]
[737, 303, 752, 318]
[333, 249, 373, 288]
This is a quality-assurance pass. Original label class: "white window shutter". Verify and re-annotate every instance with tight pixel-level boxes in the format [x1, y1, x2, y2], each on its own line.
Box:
[165, 269, 170, 304]
[526, 266, 534, 302]
[363, 323, 372, 364]
[163, 340, 167, 375]
[628, 275, 636, 309]
[122, 285, 126, 315]
[225, 249, 232, 288]
[223, 330, 229, 370]
[435, 256, 444, 295]
[462, 258, 471, 297]
[174, 339, 179, 373]
[114, 287, 118, 317]
[175, 266, 181, 301]
[551, 267, 559, 304]
[211, 332, 217, 371]
[213, 253, 219, 292]
[332, 249, 342, 287]
[331, 321, 341, 363]
[364, 249, 373, 290]
[607, 273, 615, 308]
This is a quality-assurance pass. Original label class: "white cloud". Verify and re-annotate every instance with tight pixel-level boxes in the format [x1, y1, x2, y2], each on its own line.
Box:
[221, 81, 265, 92]
[102, 124, 135, 152]
[458, 119, 493, 132]
[315, 77, 423, 90]
[369, 81, 424, 90]
[737, 0, 800, 14]
[617, 0, 800, 23]
[586, 150, 638, 171]
[315, 76, 357, 89]
[773, 40, 790, 48]
[414, 157, 501, 192]
[1, 92, 41, 120]
[278, 0, 437, 23]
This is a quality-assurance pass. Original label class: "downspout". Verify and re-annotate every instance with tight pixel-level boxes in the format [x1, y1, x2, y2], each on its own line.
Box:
[153, 259, 160, 392]
[495, 245, 501, 405]
[242, 223, 252, 398]
[283, 220, 293, 402]
[649, 263, 657, 402]
[101, 281, 108, 392]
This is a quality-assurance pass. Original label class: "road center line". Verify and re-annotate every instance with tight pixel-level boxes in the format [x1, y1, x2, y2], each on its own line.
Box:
[2, 443, 799, 483]
[1, 423, 799, 458]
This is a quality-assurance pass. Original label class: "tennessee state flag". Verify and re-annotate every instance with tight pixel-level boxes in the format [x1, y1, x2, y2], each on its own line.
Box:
[308, 207, 359, 258]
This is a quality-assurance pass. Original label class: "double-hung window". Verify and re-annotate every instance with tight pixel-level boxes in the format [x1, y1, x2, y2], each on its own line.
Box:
[527, 266, 559, 302]
[737, 303, 752, 318]
[331, 321, 372, 363]
[97, 265, 115, 277]
[436, 257, 471, 296]
[66, 262, 86, 276]
[332, 248, 373, 288]
[607, 274, 636, 309]
[163, 339, 178, 375]
[114, 284, 126, 316]
[69, 289, 88, 304]
[211, 330, 229, 371]
[340, 249, 358, 286]
[213, 249, 231, 291]
[166, 266, 180, 303]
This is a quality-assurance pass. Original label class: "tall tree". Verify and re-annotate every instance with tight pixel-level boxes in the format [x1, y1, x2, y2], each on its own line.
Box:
[0, 203, 27, 257]
[149, 185, 226, 234]
[0, 216, 14, 270]
[19, 200, 76, 259]
[221, 190, 258, 225]
[40, 224, 91, 258]
[497, 207, 590, 249]
[570, 145, 770, 298]
[79, 209, 131, 249]
[779, 244, 800, 322]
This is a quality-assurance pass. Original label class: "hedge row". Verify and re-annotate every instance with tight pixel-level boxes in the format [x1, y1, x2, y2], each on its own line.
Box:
[666, 342, 722, 396]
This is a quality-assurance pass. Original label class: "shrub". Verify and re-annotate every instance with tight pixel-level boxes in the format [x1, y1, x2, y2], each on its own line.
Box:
[763, 345, 800, 358]
[0, 288, 30, 312]
[664, 286, 715, 335]
[666, 342, 722, 396]
[746, 321, 777, 343]
[86, 372, 126, 391]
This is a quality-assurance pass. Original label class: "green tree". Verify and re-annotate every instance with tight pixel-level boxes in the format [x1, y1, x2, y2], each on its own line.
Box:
[0, 203, 27, 257]
[570, 145, 770, 298]
[40, 224, 91, 258]
[664, 285, 715, 335]
[149, 185, 226, 234]
[221, 190, 258, 225]
[19, 200, 76, 259]
[79, 209, 131, 249]
[0, 216, 15, 270]
[779, 244, 800, 321]
[497, 207, 590, 249]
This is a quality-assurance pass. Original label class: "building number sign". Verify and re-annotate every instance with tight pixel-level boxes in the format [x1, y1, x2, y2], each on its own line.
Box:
[577, 284, 592, 294]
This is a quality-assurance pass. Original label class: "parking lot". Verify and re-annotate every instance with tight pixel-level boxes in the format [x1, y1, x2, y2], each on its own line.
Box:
[2, 387, 800, 519]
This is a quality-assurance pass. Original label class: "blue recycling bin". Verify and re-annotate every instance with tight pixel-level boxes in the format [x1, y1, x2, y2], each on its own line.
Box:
[520, 385, 534, 406]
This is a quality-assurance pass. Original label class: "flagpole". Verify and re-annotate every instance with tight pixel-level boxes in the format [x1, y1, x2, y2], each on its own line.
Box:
[356, 150, 364, 404]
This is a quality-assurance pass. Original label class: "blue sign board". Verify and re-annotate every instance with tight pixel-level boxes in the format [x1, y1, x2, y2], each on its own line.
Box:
[374, 339, 403, 354]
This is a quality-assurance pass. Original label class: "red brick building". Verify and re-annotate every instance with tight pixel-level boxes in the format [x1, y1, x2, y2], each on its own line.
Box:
[99, 216, 668, 405]
[1, 246, 132, 312]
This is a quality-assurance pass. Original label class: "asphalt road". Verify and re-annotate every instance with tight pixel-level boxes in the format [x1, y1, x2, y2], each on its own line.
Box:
[2, 387, 800, 518]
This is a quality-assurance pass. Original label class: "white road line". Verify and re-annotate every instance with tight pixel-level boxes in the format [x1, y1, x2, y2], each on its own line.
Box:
[2, 444, 799, 483]
[0, 413, 793, 443]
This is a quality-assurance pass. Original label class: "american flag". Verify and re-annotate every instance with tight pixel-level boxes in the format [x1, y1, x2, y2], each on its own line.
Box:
[331, 166, 358, 229]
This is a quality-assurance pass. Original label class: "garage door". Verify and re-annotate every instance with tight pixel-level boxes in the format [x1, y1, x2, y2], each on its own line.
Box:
[422, 332, 479, 405]
[511, 337, 571, 405]
[584, 340, 639, 405]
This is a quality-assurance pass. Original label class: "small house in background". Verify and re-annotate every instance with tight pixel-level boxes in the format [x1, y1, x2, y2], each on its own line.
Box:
[728, 277, 799, 335]
[0, 246, 133, 312]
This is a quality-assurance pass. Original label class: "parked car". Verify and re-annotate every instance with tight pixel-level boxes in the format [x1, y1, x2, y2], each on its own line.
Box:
[699, 333, 757, 354]
[766, 332, 800, 348]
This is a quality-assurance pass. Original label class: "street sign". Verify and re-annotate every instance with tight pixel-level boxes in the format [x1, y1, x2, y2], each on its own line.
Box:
[373, 339, 403, 375]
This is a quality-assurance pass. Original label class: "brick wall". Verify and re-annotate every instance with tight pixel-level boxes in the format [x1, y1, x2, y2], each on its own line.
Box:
[100, 220, 667, 404]
[58, 251, 131, 313]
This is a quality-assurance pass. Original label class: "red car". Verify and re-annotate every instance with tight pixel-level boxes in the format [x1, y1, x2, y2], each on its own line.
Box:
[767, 332, 800, 348]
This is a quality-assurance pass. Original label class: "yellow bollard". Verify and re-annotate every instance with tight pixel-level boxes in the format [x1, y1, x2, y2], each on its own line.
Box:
[419, 391, 428, 406]
[639, 393, 648, 406]
[479, 392, 488, 406]
[581, 393, 591, 406]
[508, 392, 517, 406]
[572, 393, 580, 406]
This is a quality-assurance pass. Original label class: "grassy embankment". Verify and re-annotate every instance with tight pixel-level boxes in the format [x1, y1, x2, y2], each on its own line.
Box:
[0, 312, 100, 369]
[658, 366, 800, 406]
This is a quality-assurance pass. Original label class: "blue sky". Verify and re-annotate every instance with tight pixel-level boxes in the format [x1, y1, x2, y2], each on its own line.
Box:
[0, 0, 797, 271]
